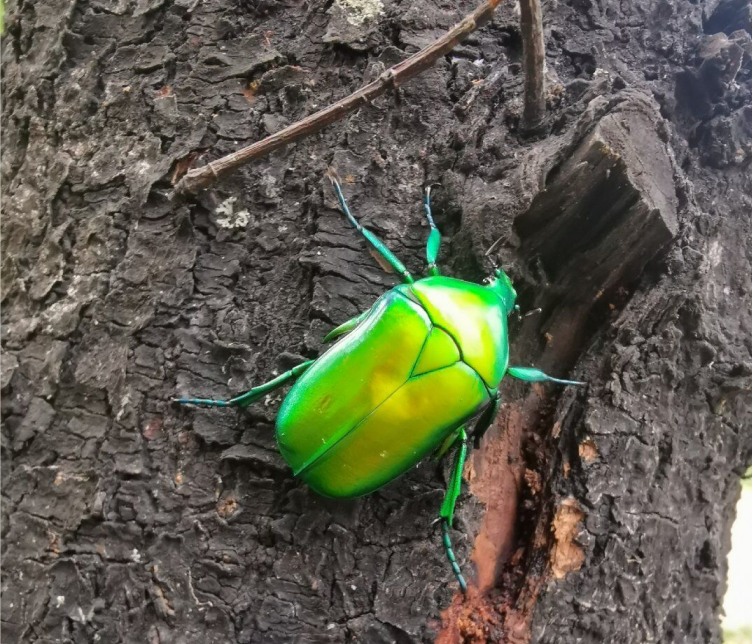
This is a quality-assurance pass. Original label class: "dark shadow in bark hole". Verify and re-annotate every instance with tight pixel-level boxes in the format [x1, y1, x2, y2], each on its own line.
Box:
[561, 50, 597, 79]
[496, 26, 524, 59]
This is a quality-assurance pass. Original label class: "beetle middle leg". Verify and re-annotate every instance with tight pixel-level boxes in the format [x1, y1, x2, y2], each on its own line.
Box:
[174, 360, 315, 408]
[327, 170, 414, 284]
[323, 309, 370, 343]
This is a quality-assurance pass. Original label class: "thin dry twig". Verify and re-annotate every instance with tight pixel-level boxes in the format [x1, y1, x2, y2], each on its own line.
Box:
[519, 0, 546, 131]
[174, 0, 505, 196]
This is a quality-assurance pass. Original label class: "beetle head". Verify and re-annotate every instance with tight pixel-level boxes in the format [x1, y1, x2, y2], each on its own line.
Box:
[486, 268, 517, 315]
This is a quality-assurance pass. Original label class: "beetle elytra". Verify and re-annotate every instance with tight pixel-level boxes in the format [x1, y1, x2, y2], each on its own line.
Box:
[176, 173, 584, 592]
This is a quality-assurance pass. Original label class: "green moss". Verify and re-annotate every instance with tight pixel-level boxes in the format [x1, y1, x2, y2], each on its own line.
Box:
[335, 0, 384, 26]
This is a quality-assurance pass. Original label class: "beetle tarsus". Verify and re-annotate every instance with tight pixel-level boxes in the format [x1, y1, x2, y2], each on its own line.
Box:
[173, 397, 230, 407]
[441, 519, 468, 594]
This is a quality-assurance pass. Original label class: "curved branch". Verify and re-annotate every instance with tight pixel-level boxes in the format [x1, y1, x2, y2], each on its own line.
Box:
[520, 0, 546, 131]
[173, 0, 505, 196]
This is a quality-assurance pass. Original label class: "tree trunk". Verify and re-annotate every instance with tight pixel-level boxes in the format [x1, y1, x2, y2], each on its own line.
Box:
[2, 0, 750, 643]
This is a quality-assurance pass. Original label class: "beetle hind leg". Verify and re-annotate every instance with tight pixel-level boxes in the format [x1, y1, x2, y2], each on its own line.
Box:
[174, 360, 315, 408]
[438, 427, 469, 593]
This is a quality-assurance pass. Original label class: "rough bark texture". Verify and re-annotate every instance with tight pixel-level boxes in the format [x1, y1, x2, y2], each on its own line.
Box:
[1, 1, 751, 644]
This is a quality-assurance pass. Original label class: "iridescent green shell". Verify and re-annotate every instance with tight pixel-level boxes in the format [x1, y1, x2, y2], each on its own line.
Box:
[276, 276, 509, 498]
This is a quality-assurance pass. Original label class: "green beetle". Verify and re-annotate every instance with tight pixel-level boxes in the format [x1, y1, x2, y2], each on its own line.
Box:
[176, 173, 583, 592]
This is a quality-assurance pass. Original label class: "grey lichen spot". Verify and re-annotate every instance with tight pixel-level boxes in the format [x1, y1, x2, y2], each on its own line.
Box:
[215, 196, 251, 229]
[335, 0, 384, 26]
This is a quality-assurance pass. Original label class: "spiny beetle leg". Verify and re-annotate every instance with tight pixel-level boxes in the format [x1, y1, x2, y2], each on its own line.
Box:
[174, 360, 315, 408]
[439, 427, 469, 593]
[323, 309, 370, 343]
[327, 169, 414, 284]
[424, 186, 441, 276]
[506, 366, 586, 386]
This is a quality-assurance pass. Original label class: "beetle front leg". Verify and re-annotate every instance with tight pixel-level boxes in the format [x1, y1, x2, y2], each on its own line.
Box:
[174, 360, 315, 408]
[328, 170, 414, 284]
[506, 366, 586, 386]
[439, 427, 469, 593]
[424, 185, 441, 276]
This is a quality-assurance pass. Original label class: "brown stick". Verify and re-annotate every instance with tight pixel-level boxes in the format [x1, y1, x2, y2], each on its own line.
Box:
[174, 0, 504, 195]
[519, 0, 546, 131]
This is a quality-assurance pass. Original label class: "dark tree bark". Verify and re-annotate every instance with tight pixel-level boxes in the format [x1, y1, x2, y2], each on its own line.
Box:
[1, 1, 750, 644]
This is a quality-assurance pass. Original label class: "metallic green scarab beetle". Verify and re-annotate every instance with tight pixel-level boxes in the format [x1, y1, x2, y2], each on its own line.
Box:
[176, 173, 583, 592]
